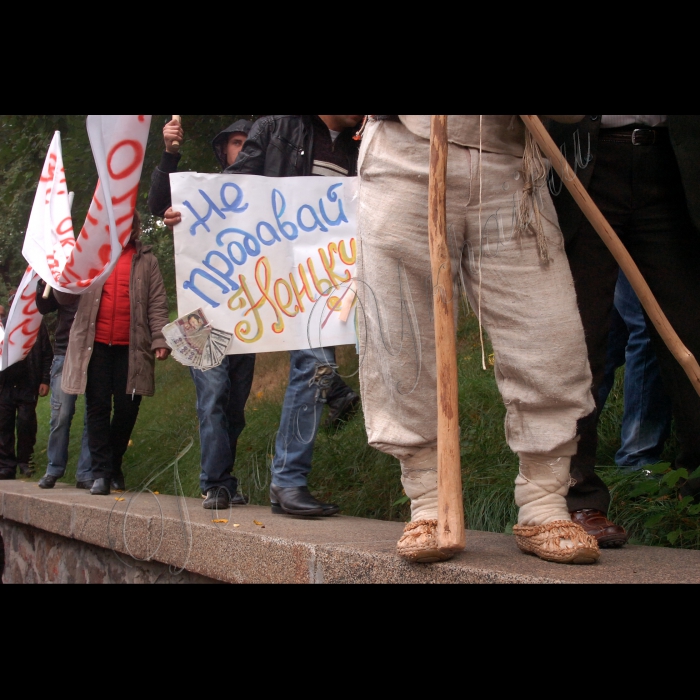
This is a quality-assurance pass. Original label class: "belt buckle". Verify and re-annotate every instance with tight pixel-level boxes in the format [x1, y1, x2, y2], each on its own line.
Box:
[632, 128, 654, 146]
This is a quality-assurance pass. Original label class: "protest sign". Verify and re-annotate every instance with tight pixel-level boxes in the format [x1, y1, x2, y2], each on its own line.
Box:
[170, 173, 358, 356]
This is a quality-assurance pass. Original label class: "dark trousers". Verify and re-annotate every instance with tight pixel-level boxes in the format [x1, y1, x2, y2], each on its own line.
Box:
[85, 343, 142, 481]
[191, 353, 256, 495]
[0, 390, 38, 474]
[565, 130, 700, 512]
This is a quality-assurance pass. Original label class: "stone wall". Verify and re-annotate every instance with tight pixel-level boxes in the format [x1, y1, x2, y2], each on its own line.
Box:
[0, 520, 219, 584]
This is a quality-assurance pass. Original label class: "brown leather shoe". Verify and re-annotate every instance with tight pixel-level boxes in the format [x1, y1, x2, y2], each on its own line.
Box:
[571, 509, 629, 548]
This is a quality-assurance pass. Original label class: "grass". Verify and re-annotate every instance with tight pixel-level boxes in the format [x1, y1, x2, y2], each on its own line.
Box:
[23, 308, 699, 549]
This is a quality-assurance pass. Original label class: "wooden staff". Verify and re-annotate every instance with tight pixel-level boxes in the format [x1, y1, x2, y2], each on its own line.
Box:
[520, 115, 700, 398]
[172, 115, 182, 151]
[429, 115, 466, 553]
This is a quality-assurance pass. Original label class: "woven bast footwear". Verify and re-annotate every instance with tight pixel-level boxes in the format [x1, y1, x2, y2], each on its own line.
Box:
[396, 519, 455, 563]
[513, 520, 600, 565]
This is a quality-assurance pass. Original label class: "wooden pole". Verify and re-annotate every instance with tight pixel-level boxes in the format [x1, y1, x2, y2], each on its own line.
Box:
[172, 115, 182, 151]
[520, 115, 700, 398]
[428, 115, 466, 553]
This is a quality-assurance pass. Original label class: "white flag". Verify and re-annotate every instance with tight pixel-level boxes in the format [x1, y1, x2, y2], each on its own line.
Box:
[0, 267, 42, 371]
[22, 131, 76, 287]
[58, 115, 152, 292]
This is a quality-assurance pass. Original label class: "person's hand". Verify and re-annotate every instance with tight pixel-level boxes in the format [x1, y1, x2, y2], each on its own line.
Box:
[163, 207, 182, 229]
[164, 119, 184, 154]
[155, 348, 171, 361]
[39, 384, 50, 397]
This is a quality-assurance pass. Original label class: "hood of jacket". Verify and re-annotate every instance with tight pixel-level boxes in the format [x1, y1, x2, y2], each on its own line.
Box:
[212, 119, 255, 169]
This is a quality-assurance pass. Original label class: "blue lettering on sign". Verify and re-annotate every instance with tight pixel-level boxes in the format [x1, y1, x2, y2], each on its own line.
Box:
[219, 182, 249, 215]
[182, 180, 350, 304]
[183, 190, 227, 237]
[319, 183, 348, 227]
[183, 269, 229, 308]
[203, 251, 240, 292]
[272, 189, 299, 241]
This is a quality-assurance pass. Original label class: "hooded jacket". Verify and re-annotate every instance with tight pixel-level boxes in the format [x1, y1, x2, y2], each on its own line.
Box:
[147, 119, 254, 217]
[61, 241, 169, 398]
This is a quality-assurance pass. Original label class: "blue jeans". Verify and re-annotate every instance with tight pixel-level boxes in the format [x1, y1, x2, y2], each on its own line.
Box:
[599, 271, 672, 469]
[46, 355, 92, 481]
[191, 354, 256, 494]
[271, 347, 343, 488]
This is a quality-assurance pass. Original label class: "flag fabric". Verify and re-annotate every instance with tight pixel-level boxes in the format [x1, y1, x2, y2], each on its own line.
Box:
[57, 115, 151, 292]
[22, 131, 75, 288]
[0, 267, 42, 371]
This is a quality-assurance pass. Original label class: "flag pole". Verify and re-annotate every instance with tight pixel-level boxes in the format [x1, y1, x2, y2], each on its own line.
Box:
[428, 115, 466, 553]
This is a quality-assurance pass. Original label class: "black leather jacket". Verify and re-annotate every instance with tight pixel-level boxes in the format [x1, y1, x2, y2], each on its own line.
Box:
[226, 115, 359, 177]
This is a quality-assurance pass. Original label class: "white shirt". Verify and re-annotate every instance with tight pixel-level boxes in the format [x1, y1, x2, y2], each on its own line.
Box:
[601, 115, 668, 128]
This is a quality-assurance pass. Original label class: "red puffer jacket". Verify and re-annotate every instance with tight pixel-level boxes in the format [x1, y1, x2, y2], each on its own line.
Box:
[94, 244, 136, 345]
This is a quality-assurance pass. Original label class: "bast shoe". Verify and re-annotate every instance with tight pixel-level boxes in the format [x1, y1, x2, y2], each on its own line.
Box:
[513, 520, 600, 565]
[571, 509, 629, 548]
[396, 519, 455, 563]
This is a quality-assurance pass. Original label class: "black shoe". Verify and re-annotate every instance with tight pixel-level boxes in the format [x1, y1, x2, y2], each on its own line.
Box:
[319, 501, 340, 516]
[38, 474, 58, 489]
[324, 391, 360, 430]
[203, 488, 231, 510]
[111, 474, 126, 491]
[231, 492, 248, 506]
[17, 463, 34, 478]
[0, 469, 15, 481]
[76, 480, 94, 490]
[90, 478, 111, 496]
[270, 485, 325, 517]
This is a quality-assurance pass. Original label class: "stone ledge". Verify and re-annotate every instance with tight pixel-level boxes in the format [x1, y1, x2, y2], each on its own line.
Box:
[2, 481, 699, 583]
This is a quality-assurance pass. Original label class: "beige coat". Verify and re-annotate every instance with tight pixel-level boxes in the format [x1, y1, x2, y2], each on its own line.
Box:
[61, 241, 170, 397]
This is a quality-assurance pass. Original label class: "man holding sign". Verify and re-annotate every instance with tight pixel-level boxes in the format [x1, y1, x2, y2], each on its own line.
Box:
[226, 114, 363, 517]
[149, 118, 256, 510]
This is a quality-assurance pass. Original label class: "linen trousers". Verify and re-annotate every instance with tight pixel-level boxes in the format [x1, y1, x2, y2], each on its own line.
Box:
[356, 119, 594, 523]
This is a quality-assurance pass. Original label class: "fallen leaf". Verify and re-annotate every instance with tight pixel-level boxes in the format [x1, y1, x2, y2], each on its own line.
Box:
[115, 497, 125, 502]
[128, 440, 134, 447]
[212, 519, 229, 524]
[153, 491, 160, 495]
[233, 524, 241, 528]
[256, 391, 264, 399]
[488, 353, 495, 367]
[253, 520, 264, 527]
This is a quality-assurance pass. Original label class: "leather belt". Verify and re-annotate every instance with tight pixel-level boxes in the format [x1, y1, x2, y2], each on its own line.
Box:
[598, 127, 667, 146]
